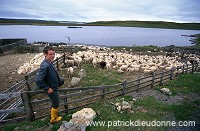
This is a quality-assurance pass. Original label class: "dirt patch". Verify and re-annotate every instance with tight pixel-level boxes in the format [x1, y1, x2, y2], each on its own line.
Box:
[0, 53, 37, 92]
[129, 87, 200, 105]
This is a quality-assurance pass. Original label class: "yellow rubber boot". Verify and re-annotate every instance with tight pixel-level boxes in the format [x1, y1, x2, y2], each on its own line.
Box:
[50, 108, 62, 123]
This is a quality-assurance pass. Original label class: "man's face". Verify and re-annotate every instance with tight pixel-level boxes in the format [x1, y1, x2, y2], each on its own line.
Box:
[44, 50, 55, 62]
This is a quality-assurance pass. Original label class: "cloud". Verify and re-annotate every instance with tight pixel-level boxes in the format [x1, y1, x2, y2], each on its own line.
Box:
[0, 0, 200, 22]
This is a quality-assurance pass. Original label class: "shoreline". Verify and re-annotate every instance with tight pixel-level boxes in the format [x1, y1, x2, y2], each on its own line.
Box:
[1, 18, 200, 30]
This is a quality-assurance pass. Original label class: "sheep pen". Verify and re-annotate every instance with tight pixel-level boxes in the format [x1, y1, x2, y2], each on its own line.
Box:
[0, 53, 37, 92]
[0, 45, 199, 93]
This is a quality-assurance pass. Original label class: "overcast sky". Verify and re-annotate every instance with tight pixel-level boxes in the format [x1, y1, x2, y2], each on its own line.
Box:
[0, 0, 200, 23]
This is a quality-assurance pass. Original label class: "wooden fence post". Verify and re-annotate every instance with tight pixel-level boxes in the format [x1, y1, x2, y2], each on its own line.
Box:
[56, 58, 59, 71]
[159, 71, 164, 85]
[101, 87, 105, 99]
[191, 64, 194, 72]
[21, 92, 35, 121]
[151, 72, 155, 88]
[63, 92, 68, 114]
[24, 75, 31, 91]
[63, 53, 66, 64]
[122, 81, 126, 96]
[196, 63, 199, 71]
[136, 78, 140, 92]
[170, 68, 174, 80]
[186, 64, 188, 73]
[182, 65, 185, 75]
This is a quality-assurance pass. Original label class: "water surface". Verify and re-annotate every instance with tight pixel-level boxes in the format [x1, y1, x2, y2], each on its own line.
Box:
[0, 25, 199, 47]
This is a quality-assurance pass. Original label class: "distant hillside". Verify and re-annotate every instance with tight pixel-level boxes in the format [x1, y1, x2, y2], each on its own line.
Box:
[0, 18, 200, 30]
[87, 20, 200, 30]
[0, 18, 84, 26]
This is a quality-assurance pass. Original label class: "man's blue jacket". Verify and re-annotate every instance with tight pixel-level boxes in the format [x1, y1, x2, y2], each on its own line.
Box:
[35, 59, 59, 92]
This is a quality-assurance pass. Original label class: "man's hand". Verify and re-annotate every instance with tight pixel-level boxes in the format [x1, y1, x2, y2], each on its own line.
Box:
[47, 87, 53, 94]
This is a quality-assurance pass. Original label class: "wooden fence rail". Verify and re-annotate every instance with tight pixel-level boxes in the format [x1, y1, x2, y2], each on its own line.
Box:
[0, 62, 199, 124]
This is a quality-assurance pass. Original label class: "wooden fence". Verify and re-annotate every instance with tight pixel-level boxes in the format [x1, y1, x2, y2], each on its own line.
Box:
[0, 54, 65, 123]
[0, 47, 77, 122]
[0, 61, 199, 125]
[0, 39, 27, 54]
[29, 45, 81, 53]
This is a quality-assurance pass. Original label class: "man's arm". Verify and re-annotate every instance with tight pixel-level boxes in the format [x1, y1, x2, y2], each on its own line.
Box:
[35, 65, 49, 92]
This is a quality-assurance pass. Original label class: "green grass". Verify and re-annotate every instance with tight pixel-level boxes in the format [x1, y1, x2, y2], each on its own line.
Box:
[112, 45, 160, 52]
[168, 101, 199, 120]
[155, 73, 200, 95]
[80, 64, 122, 86]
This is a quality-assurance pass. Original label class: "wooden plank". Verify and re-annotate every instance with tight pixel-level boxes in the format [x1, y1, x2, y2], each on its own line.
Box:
[27, 78, 36, 84]
[103, 88, 122, 95]
[125, 84, 137, 90]
[31, 98, 50, 105]
[66, 92, 103, 105]
[0, 107, 25, 114]
[0, 92, 21, 100]
[126, 79, 137, 84]
[34, 113, 48, 120]
[0, 116, 27, 125]
[34, 105, 51, 112]
[139, 79, 152, 85]
[59, 85, 107, 91]
[25, 69, 39, 78]
[62, 88, 102, 98]
[28, 90, 45, 95]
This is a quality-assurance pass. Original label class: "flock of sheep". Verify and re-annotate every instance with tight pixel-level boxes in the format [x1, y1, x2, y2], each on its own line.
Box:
[64, 45, 199, 75]
[17, 53, 61, 74]
[17, 45, 199, 77]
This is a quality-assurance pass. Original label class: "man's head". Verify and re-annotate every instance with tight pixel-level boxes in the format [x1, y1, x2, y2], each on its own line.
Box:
[43, 46, 55, 62]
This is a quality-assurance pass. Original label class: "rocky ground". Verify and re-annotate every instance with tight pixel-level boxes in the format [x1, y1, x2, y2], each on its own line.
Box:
[0, 53, 37, 92]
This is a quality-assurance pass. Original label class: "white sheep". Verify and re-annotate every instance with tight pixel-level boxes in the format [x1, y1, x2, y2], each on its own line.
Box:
[119, 65, 129, 71]
[92, 58, 98, 68]
[106, 62, 112, 70]
[65, 59, 74, 67]
[67, 67, 73, 78]
[127, 67, 135, 73]
[17, 53, 61, 75]
[74, 56, 82, 66]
